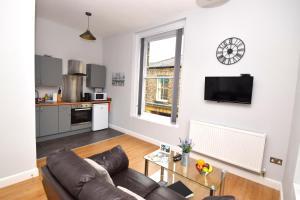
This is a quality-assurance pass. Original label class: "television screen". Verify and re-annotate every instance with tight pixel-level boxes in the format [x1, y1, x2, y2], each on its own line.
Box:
[205, 75, 253, 104]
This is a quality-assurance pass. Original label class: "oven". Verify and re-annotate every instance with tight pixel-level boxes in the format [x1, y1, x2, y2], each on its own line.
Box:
[71, 103, 92, 125]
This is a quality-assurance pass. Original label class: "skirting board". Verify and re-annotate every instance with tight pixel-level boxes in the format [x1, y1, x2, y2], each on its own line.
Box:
[109, 124, 161, 146]
[0, 167, 39, 188]
[109, 123, 283, 195]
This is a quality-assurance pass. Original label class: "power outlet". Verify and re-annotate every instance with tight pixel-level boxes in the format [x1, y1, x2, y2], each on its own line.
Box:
[270, 157, 283, 166]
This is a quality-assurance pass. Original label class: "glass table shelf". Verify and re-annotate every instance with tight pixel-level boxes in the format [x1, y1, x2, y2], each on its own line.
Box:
[144, 150, 226, 196]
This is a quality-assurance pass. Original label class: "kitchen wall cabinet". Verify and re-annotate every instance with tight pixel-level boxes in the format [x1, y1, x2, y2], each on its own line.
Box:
[36, 107, 40, 137]
[39, 106, 59, 137]
[59, 105, 71, 133]
[35, 56, 41, 86]
[35, 55, 62, 87]
[86, 64, 106, 88]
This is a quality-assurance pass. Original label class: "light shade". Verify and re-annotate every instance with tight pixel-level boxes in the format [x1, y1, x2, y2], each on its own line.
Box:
[80, 30, 96, 40]
[196, 0, 230, 8]
[80, 12, 96, 41]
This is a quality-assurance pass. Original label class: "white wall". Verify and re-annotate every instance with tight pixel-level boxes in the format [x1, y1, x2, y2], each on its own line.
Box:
[35, 17, 104, 97]
[0, 0, 38, 187]
[295, 151, 300, 185]
[104, 0, 300, 182]
[282, 57, 300, 200]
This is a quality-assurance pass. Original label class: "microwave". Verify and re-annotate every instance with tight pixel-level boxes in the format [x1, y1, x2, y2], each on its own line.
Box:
[92, 93, 107, 100]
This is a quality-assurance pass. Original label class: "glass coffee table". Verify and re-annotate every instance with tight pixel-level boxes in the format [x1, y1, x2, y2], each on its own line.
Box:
[144, 150, 226, 196]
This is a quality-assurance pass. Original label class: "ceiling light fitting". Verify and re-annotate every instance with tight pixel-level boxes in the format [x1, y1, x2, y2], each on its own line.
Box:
[196, 0, 230, 8]
[80, 12, 96, 41]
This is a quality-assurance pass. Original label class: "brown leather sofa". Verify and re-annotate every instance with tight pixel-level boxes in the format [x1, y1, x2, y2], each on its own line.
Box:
[42, 145, 185, 200]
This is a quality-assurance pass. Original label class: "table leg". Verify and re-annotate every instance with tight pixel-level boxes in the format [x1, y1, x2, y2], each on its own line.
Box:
[144, 160, 149, 176]
[160, 166, 164, 181]
[209, 185, 216, 196]
[219, 170, 227, 195]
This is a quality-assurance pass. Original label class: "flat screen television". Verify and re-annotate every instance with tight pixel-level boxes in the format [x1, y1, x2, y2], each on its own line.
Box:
[204, 75, 253, 104]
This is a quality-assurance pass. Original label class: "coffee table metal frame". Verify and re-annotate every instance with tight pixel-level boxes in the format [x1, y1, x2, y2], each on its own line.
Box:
[144, 150, 226, 197]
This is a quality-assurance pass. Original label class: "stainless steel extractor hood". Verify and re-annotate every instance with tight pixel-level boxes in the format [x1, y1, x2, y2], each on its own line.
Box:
[62, 60, 85, 102]
[68, 60, 86, 76]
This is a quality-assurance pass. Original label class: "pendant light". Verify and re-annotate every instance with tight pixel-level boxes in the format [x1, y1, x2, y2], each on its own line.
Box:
[80, 12, 96, 40]
[196, 0, 230, 8]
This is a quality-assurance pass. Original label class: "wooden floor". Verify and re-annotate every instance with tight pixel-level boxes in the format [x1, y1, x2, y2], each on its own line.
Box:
[0, 134, 279, 200]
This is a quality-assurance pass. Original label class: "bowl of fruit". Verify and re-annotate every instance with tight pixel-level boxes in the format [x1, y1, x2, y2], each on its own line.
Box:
[195, 160, 213, 176]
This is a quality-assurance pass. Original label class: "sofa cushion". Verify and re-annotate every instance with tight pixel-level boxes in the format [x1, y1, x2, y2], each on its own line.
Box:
[84, 158, 115, 186]
[78, 177, 136, 200]
[89, 145, 129, 176]
[112, 168, 159, 198]
[47, 150, 98, 198]
[145, 187, 186, 200]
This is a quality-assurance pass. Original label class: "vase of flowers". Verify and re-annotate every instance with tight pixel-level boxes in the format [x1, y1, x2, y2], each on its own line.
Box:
[179, 137, 193, 166]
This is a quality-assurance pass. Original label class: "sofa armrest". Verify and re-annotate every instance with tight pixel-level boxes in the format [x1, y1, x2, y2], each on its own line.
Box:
[46, 150, 98, 198]
[42, 166, 75, 200]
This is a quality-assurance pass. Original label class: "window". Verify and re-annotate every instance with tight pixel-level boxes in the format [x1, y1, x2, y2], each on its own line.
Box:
[137, 28, 184, 123]
[156, 78, 169, 102]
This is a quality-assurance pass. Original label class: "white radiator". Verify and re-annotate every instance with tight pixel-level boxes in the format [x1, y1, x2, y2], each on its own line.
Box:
[189, 120, 266, 173]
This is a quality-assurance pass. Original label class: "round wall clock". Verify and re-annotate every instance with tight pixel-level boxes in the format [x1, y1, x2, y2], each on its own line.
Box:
[216, 37, 245, 65]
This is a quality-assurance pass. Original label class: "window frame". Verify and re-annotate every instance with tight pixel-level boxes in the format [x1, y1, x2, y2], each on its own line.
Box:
[137, 28, 183, 124]
[132, 19, 185, 125]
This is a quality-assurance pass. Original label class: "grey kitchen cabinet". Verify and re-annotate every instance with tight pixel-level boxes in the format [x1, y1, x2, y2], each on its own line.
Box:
[35, 55, 62, 87]
[39, 106, 59, 137]
[35, 56, 41, 86]
[86, 64, 106, 88]
[36, 106, 40, 137]
[59, 105, 71, 133]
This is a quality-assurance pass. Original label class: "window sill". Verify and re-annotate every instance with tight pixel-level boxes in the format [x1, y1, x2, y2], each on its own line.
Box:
[132, 113, 179, 128]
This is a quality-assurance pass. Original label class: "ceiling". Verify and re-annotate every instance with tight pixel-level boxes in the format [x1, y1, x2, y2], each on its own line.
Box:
[36, 0, 199, 37]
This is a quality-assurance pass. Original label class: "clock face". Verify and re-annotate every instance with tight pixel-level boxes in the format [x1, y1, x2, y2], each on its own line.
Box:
[216, 37, 245, 65]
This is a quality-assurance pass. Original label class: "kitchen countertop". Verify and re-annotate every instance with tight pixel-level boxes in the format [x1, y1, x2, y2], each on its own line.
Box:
[36, 100, 111, 106]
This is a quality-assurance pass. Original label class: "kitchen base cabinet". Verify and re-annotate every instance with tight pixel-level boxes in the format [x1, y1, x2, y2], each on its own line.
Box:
[36, 128, 91, 142]
[36, 102, 109, 140]
[39, 106, 59, 137]
[59, 105, 71, 133]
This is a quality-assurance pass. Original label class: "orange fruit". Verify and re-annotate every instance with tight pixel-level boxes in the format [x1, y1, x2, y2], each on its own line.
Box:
[197, 160, 205, 166]
[196, 164, 202, 170]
